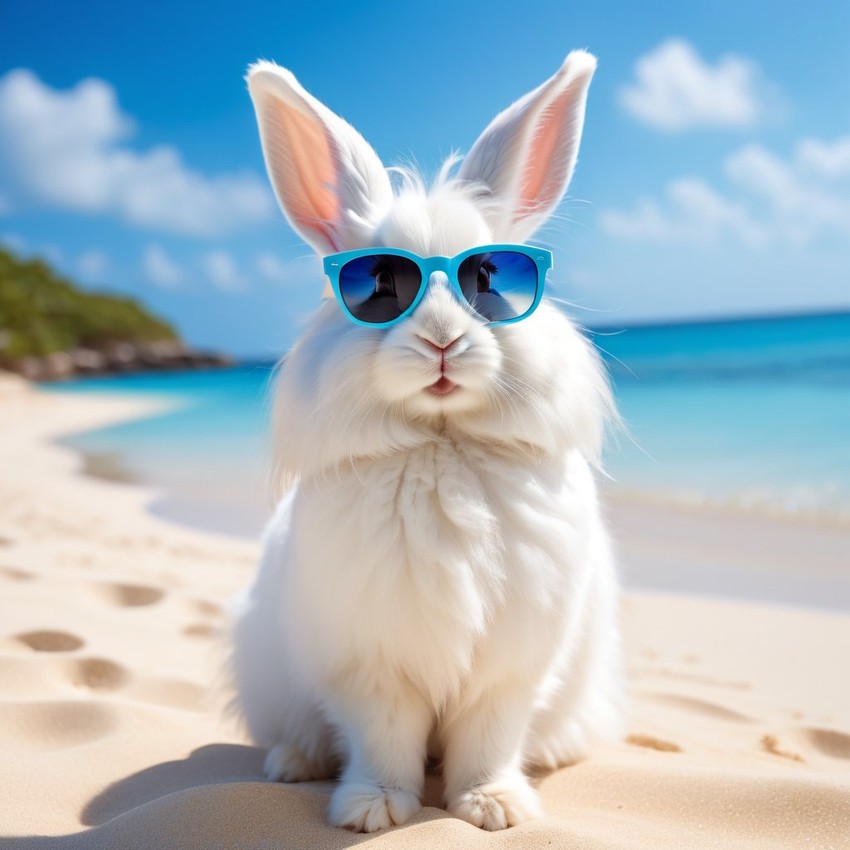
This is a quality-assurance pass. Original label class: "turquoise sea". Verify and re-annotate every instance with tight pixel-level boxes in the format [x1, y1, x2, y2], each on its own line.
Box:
[47, 311, 850, 538]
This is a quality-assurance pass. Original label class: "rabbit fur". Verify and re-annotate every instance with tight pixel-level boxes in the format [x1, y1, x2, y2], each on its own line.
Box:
[230, 50, 624, 833]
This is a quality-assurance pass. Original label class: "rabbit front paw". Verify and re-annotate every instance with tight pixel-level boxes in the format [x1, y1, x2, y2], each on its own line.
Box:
[328, 780, 421, 832]
[448, 776, 543, 830]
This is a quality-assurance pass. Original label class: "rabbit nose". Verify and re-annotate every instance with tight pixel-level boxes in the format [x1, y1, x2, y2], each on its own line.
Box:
[416, 334, 463, 354]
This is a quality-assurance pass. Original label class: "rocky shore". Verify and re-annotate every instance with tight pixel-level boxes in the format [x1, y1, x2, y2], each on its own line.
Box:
[5, 339, 235, 381]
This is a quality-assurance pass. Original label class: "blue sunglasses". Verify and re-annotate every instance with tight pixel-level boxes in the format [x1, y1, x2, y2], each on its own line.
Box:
[323, 244, 553, 329]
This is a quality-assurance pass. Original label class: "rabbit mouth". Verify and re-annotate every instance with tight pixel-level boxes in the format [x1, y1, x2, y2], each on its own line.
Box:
[426, 376, 459, 397]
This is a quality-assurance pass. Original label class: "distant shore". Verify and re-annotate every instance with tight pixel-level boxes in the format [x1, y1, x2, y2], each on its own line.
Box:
[6, 339, 235, 382]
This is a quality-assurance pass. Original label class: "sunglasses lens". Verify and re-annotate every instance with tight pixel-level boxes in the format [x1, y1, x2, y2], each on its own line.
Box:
[338, 254, 423, 324]
[457, 251, 539, 322]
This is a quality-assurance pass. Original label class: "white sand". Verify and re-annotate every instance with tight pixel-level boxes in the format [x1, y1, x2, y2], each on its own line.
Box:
[1, 373, 849, 849]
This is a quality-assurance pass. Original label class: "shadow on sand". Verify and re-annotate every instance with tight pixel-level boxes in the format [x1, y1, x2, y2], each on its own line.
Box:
[0, 743, 452, 849]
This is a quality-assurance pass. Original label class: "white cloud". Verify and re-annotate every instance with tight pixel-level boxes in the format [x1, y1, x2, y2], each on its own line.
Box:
[619, 39, 774, 131]
[796, 136, 850, 179]
[256, 251, 290, 282]
[602, 136, 850, 248]
[725, 145, 792, 204]
[256, 251, 322, 286]
[77, 249, 109, 280]
[143, 245, 184, 288]
[203, 250, 247, 293]
[0, 69, 275, 236]
[601, 177, 766, 246]
[724, 144, 850, 243]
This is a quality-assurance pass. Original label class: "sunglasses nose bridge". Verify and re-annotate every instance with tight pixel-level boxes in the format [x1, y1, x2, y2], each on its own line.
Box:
[422, 269, 467, 309]
[412, 268, 474, 330]
[426, 269, 451, 289]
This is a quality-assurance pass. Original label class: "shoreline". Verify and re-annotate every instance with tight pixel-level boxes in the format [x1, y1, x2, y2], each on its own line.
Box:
[39, 376, 850, 612]
[41, 369, 850, 537]
[8, 368, 850, 613]
[0, 370, 257, 577]
[606, 484, 850, 531]
[71, 439, 850, 537]
[606, 492, 850, 612]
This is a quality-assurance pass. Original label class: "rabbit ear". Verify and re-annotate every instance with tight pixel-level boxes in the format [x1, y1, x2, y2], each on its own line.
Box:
[457, 50, 597, 241]
[247, 62, 393, 255]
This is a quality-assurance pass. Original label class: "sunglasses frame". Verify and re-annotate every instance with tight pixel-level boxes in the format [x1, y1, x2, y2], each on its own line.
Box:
[322, 244, 553, 329]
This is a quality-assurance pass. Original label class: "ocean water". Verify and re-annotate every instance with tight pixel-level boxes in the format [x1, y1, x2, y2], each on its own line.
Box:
[49, 364, 277, 537]
[47, 311, 850, 537]
[597, 311, 850, 516]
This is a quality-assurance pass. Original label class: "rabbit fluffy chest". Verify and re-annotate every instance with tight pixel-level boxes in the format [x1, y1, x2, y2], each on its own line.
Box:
[286, 438, 596, 705]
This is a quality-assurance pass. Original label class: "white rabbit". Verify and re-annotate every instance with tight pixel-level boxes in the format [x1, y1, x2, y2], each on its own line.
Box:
[230, 51, 624, 833]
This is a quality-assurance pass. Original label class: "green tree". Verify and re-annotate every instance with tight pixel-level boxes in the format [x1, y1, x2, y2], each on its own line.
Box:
[0, 248, 177, 364]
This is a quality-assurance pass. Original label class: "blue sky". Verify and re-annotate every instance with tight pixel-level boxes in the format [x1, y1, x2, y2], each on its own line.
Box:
[1, 0, 848, 357]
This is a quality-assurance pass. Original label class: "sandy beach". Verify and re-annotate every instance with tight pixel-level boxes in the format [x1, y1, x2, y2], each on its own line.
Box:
[1, 373, 849, 849]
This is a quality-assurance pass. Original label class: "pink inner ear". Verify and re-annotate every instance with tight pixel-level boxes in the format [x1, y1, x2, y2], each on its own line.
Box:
[268, 97, 340, 249]
[518, 85, 575, 215]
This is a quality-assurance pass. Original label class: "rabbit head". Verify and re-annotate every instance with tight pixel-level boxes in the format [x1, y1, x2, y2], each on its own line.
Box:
[248, 54, 613, 488]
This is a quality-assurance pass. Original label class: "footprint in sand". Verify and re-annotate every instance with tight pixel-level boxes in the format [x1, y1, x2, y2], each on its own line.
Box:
[41, 652, 203, 709]
[1, 700, 118, 750]
[0, 655, 128, 695]
[0, 565, 34, 581]
[191, 598, 224, 618]
[761, 734, 805, 763]
[66, 658, 129, 691]
[626, 733, 682, 753]
[93, 582, 165, 607]
[14, 629, 85, 652]
[803, 727, 850, 760]
[644, 692, 755, 724]
[183, 623, 218, 639]
[181, 599, 225, 639]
